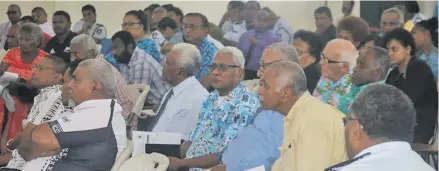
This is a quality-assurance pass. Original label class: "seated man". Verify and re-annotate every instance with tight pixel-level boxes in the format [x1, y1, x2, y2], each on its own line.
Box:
[326, 84, 435, 171]
[111, 31, 171, 106]
[13, 59, 126, 171]
[147, 43, 208, 140]
[168, 47, 260, 171]
[260, 61, 347, 171]
[69, 34, 133, 122]
[337, 46, 390, 114]
[0, 55, 71, 169]
[313, 39, 357, 110]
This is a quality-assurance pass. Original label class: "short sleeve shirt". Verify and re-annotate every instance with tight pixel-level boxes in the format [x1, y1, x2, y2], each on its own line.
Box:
[72, 20, 107, 40]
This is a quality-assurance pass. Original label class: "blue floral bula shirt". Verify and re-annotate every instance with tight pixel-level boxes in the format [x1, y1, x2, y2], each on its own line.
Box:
[195, 37, 218, 79]
[186, 82, 260, 171]
[137, 38, 162, 64]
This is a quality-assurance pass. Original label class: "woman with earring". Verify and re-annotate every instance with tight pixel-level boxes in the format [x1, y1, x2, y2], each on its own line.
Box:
[412, 17, 438, 80]
[383, 28, 438, 144]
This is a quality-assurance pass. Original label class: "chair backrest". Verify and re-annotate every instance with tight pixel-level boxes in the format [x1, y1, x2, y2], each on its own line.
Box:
[100, 38, 113, 55]
[119, 153, 169, 171]
[411, 143, 438, 170]
[111, 140, 134, 171]
[243, 79, 260, 94]
[126, 84, 150, 117]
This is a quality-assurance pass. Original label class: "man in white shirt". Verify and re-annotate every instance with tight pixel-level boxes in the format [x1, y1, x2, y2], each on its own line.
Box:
[15, 59, 126, 171]
[0, 4, 21, 50]
[72, 4, 107, 44]
[221, 1, 247, 46]
[262, 7, 294, 44]
[326, 84, 435, 171]
[148, 43, 208, 140]
[32, 7, 55, 37]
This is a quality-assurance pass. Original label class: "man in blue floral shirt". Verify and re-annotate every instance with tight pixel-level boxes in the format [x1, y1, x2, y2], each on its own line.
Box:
[182, 13, 219, 89]
[168, 47, 260, 171]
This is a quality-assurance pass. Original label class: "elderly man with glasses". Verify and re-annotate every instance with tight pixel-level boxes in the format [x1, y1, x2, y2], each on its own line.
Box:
[313, 39, 357, 111]
[168, 47, 260, 171]
[0, 4, 21, 50]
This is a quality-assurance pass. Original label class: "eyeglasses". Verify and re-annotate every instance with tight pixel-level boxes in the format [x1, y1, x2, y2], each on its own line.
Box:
[296, 49, 309, 56]
[208, 63, 239, 73]
[6, 11, 17, 15]
[320, 54, 348, 64]
[121, 22, 141, 28]
[260, 60, 284, 70]
[182, 23, 204, 30]
[342, 117, 364, 129]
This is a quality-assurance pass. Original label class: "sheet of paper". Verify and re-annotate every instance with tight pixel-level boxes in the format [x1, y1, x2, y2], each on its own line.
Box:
[245, 165, 265, 171]
[0, 72, 18, 85]
[132, 131, 182, 156]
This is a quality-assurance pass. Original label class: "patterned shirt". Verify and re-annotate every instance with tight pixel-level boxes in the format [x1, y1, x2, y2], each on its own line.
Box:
[312, 73, 353, 108]
[337, 81, 385, 115]
[104, 53, 120, 70]
[419, 49, 438, 80]
[96, 54, 134, 120]
[136, 38, 162, 64]
[6, 85, 73, 170]
[119, 47, 171, 105]
[195, 37, 219, 79]
[186, 82, 260, 171]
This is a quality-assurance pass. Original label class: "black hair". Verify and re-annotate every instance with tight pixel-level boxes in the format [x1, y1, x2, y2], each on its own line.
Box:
[158, 17, 177, 30]
[293, 30, 324, 63]
[337, 16, 370, 44]
[82, 4, 96, 14]
[20, 16, 35, 23]
[53, 10, 71, 23]
[357, 34, 384, 49]
[168, 7, 184, 22]
[405, 1, 420, 13]
[125, 10, 149, 33]
[31, 7, 46, 14]
[382, 28, 416, 56]
[111, 30, 136, 48]
[162, 4, 174, 11]
[245, 0, 260, 9]
[144, 4, 160, 12]
[184, 13, 209, 28]
[315, 6, 333, 18]
[415, 17, 438, 47]
[229, 1, 245, 10]
[44, 55, 69, 74]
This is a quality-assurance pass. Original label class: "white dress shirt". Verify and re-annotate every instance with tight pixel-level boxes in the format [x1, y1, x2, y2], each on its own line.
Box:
[72, 19, 107, 41]
[339, 141, 435, 171]
[222, 20, 247, 42]
[271, 18, 294, 44]
[152, 76, 208, 140]
[39, 21, 55, 37]
[0, 21, 12, 49]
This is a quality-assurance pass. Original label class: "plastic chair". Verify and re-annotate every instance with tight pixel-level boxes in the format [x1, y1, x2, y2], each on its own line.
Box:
[243, 79, 260, 94]
[126, 84, 156, 118]
[119, 153, 169, 171]
[111, 140, 134, 171]
[100, 38, 112, 55]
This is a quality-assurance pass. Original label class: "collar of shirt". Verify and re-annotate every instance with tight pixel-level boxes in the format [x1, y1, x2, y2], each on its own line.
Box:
[209, 82, 246, 105]
[39, 84, 61, 94]
[198, 36, 210, 49]
[285, 91, 313, 122]
[326, 72, 352, 90]
[173, 76, 198, 96]
[354, 141, 412, 159]
[73, 99, 114, 112]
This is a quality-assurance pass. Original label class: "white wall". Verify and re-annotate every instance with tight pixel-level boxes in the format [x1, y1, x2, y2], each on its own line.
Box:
[0, 1, 435, 37]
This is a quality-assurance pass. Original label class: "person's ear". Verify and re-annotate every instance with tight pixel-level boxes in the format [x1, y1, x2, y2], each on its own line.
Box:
[405, 46, 412, 56]
[350, 120, 363, 141]
[54, 73, 63, 83]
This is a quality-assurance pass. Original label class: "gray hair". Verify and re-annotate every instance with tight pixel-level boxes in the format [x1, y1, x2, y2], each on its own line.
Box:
[70, 34, 99, 56]
[367, 46, 391, 79]
[78, 59, 116, 99]
[265, 43, 300, 63]
[266, 61, 307, 95]
[381, 7, 405, 28]
[19, 23, 43, 46]
[350, 84, 416, 142]
[217, 46, 245, 69]
[171, 43, 201, 77]
[153, 7, 167, 15]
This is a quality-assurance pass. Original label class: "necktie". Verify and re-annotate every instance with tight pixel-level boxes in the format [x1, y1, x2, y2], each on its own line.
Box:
[146, 89, 174, 131]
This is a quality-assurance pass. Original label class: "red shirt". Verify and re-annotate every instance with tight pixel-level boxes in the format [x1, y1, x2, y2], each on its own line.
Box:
[40, 32, 52, 49]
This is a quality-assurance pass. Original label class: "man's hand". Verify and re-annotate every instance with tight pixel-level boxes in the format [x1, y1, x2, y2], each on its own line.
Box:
[249, 36, 257, 45]
[168, 157, 185, 171]
[210, 165, 226, 171]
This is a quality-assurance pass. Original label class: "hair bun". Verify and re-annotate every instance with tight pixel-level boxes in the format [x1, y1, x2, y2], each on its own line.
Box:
[427, 17, 438, 31]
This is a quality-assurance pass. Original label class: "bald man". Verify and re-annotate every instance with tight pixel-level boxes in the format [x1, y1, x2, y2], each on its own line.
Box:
[0, 4, 22, 49]
[6, 24, 20, 49]
[313, 39, 357, 110]
[32, 7, 55, 37]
